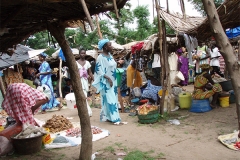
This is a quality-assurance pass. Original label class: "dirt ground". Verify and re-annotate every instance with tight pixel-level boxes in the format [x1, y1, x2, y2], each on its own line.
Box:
[2, 85, 239, 160]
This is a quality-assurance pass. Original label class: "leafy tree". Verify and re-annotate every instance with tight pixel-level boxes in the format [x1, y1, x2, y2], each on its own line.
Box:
[152, 17, 175, 35]
[188, 0, 224, 16]
[25, 31, 49, 49]
[133, 5, 152, 41]
[109, 2, 134, 31]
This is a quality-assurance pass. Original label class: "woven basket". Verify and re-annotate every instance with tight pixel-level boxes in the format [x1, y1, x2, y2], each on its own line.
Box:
[137, 110, 159, 124]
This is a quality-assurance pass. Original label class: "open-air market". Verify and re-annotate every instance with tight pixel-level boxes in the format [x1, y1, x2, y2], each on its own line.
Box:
[0, 0, 240, 159]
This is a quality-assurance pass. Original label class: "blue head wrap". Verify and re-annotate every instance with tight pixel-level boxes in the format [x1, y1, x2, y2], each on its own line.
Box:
[98, 39, 109, 50]
[40, 52, 48, 58]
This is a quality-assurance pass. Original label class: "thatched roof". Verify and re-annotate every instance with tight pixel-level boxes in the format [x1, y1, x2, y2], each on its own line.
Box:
[0, 0, 127, 52]
[159, 10, 205, 33]
[187, 0, 240, 41]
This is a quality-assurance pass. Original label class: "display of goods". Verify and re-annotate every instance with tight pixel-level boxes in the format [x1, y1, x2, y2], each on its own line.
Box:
[66, 127, 81, 137]
[43, 115, 73, 133]
[66, 126, 102, 137]
[137, 104, 158, 115]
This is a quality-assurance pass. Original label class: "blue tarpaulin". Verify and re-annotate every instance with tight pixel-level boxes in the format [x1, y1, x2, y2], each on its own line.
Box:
[226, 26, 240, 39]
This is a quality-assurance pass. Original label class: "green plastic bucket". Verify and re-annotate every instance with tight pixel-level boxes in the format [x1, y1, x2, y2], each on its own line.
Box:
[116, 68, 124, 87]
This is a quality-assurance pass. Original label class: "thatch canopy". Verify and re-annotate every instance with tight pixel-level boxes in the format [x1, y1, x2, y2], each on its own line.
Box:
[159, 10, 205, 33]
[0, 0, 127, 52]
[187, 0, 240, 41]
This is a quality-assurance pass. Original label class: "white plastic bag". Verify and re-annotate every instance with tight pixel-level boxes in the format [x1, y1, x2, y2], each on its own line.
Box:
[176, 71, 185, 81]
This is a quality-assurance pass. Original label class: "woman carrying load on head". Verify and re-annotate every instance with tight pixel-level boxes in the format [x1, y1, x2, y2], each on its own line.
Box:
[192, 64, 222, 108]
[92, 39, 121, 124]
[76, 48, 94, 117]
[36, 52, 61, 113]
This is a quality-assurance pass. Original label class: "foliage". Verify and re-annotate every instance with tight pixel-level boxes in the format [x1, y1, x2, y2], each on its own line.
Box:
[108, 2, 134, 31]
[188, 0, 224, 16]
[152, 17, 175, 35]
[24, 31, 49, 49]
[133, 5, 152, 41]
[124, 150, 155, 160]
[44, 47, 57, 56]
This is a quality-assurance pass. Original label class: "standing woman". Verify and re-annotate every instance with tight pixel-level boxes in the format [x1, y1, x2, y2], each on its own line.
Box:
[37, 52, 61, 113]
[92, 39, 121, 124]
[76, 48, 94, 117]
[178, 51, 189, 86]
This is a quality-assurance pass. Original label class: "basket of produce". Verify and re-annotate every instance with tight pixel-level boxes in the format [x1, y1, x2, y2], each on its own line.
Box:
[137, 104, 159, 124]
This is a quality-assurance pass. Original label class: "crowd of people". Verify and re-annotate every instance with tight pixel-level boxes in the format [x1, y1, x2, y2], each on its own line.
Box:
[0, 38, 238, 140]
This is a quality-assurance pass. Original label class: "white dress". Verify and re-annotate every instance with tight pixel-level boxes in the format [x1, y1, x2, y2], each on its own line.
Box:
[168, 52, 178, 85]
[76, 60, 92, 116]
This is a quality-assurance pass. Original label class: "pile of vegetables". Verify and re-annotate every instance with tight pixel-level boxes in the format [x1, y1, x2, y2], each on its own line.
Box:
[137, 104, 158, 115]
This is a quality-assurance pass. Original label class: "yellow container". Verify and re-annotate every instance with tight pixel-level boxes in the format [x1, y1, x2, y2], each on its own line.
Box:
[0, 126, 4, 132]
[158, 90, 168, 96]
[179, 92, 192, 109]
[219, 96, 229, 107]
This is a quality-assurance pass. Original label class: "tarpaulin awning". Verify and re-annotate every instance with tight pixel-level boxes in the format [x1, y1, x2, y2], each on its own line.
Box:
[226, 26, 240, 39]
[0, 44, 44, 69]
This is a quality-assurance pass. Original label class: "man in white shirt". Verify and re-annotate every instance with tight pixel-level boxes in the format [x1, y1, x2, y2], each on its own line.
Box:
[210, 44, 224, 77]
[152, 51, 161, 83]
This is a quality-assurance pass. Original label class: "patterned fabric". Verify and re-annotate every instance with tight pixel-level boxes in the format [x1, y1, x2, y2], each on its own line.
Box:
[178, 55, 189, 85]
[2, 83, 47, 125]
[76, 60, 92, 116]
[192, 71, 222, 99]
[126, 65, 142, 88]
[39, 61, 60, 111]
[92, 53, 121, 123]
[142, 80, 162, 102]
[3, 66, 24, 86]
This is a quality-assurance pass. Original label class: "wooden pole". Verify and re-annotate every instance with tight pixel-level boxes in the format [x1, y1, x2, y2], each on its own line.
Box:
[58, 58, 63, 107]
[79, 0, 94, 31]
[48, 22, 92, 159]
[180, 0, 186, 20]
[202, 0, 240, 138]
[166, 0, 169, 13]
[152, 0, 155, 21]
[0, 77, 6, 98]
[95, 15, 103, 39]
[155, 0, 165, 114]
[112, 0, 119, 19]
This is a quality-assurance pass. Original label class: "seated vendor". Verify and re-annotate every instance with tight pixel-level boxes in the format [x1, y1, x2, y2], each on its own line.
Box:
[141, 74, 162, 104]
[63, 78, 73, 98]
[192, 64, 222, 108]
[0, 83, 49, 139]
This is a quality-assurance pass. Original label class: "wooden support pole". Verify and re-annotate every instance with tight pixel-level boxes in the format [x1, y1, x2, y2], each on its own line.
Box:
[0, 77, 6, 98]
[95, 15, 103, 39]
[79, 0, 95, 31]
[180, 0, 186, 20]
[58, 58, 63, 106]
[48, 21, 92, 159]
[112, 0, 119, 19]
[155, 0, 166, 114]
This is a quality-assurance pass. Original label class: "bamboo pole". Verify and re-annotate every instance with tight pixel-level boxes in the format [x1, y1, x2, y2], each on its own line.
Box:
[112, 0, 119, 19]
[58, 58, 63, 107]
[79, 0, 94, 31]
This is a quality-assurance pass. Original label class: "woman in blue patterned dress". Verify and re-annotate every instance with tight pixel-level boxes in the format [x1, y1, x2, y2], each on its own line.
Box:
[92, 39, 121, 123]
[37, 52, 60, 113]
